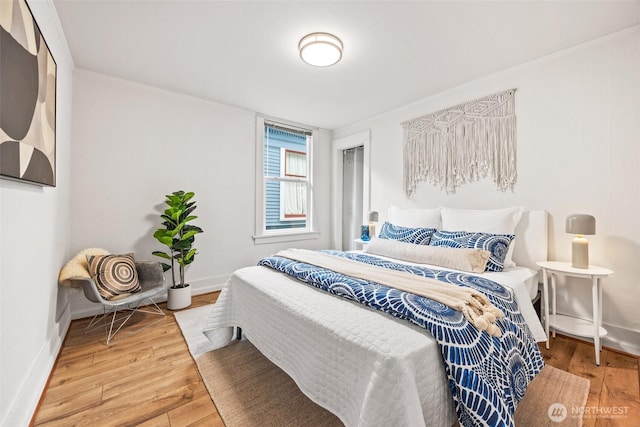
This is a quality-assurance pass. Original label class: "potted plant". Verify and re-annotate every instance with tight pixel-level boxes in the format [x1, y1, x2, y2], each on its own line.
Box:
[152, 190, 204, 310]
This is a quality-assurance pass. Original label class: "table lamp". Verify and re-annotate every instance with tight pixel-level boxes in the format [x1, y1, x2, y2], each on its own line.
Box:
[368, 211, 379, 238]
[565, 214, 596, 269]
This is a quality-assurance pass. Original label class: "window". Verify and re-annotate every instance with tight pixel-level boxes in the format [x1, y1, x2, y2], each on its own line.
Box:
[254, 117, 318, 243]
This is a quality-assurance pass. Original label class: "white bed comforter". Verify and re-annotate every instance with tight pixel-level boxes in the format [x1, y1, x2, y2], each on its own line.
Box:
[203, 263, 546, 427]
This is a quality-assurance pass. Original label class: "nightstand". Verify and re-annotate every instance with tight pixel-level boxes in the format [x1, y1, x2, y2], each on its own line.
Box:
[354, 238, 370, 250]
[537, 261, 613, 365]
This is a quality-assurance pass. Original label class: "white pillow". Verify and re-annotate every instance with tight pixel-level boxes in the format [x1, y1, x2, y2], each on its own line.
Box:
[388, 205, 441, 228]
[365, 237, 490, 273]
[440, 206, 524, 268]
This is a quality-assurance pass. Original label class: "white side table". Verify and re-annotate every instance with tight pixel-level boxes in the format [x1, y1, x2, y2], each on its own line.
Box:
[537, 261, 613, 365]
[354, 238, 370, 250]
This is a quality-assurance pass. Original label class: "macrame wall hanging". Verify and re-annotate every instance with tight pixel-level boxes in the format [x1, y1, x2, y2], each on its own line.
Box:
[401, 88, 517, 196]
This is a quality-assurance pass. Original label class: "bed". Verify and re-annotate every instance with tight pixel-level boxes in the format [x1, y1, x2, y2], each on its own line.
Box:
[203, 208, 548, 427]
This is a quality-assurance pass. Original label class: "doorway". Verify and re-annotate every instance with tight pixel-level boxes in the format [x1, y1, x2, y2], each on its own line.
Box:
[331, 130, 370, 251]
[342, 146, 364, 250]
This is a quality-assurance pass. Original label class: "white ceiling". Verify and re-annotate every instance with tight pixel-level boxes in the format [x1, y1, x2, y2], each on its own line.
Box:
[53, 1, 640, 129]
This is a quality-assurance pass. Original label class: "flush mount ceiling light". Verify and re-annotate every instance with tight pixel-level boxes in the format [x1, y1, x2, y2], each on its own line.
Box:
[299, 32, 343, 67]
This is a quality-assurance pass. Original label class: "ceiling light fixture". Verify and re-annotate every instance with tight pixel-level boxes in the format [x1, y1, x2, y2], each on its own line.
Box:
[299, 32, 343, 67]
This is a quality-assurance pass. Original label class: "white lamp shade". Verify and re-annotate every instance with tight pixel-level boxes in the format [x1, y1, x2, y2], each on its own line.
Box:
[565, 214, 596, 235]
[299, 32, 343, 67]
[565, 214, 595, 268]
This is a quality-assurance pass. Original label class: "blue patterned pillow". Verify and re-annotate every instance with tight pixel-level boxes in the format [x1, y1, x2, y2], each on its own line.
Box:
[378, 222, 436, 245]
[429, 230, 515, 272]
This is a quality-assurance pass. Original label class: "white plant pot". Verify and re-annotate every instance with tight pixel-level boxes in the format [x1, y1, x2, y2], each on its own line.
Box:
[167, 285, 192, 310]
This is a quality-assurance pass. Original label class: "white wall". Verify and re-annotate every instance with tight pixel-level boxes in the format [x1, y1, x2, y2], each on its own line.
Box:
[69, 69, 333, 317]
[0, 1, 74, 425]
[334, 27, 640, 355]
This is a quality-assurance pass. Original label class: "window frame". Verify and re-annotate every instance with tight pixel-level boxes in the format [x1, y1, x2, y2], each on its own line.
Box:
[283, 149, 307, 178]
[254, 116, 319, 244]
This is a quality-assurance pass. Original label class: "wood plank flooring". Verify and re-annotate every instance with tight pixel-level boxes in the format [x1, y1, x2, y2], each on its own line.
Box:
[32, 293, 224, 427]
[33, 292, 640, 426]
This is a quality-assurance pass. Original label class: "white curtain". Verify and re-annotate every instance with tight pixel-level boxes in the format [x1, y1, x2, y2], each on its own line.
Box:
[342, 146, 364, 250]
[285, 150, 306, 176]
[284, 182, 306, 216]
[284, 151, 307, 217]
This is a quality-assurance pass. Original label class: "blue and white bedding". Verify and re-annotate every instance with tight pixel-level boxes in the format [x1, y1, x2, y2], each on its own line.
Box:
[203, 253, 546, 427]
[258, 250, 544, 427]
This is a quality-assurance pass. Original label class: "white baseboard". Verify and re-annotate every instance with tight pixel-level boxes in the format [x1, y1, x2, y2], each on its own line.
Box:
[190, 274, 229, 295]
[601, 323, 640, 356]
[2, 301, 71, 427]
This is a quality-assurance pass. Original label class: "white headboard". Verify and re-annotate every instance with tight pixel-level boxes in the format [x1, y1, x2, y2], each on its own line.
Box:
[387, 206, 548, 270]
[512, 210, 548, 270]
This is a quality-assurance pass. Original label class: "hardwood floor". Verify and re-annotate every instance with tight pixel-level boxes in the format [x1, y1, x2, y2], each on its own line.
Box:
[32, 293, 224, 427]
[539, 336, 640, 427]
[33, 292, 640, 426]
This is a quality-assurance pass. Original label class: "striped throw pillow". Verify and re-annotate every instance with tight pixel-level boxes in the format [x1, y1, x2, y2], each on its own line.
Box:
[87, 253, 141, 300]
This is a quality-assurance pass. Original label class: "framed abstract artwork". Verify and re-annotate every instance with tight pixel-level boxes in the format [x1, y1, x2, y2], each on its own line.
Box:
[0, 0, 57, 186]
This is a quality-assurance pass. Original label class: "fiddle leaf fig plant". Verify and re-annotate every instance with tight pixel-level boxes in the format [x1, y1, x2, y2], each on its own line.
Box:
[152, 190, 203, 289]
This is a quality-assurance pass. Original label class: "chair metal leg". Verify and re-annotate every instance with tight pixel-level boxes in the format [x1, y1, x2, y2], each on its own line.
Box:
[85, 312, 105, 333]
[84, 298, 166, 344]
[105, 298, 166, 344]
[106, 306, 135, 345]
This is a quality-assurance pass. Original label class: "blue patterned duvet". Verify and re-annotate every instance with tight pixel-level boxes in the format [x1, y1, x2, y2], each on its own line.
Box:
[259, 250, 544, 427]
